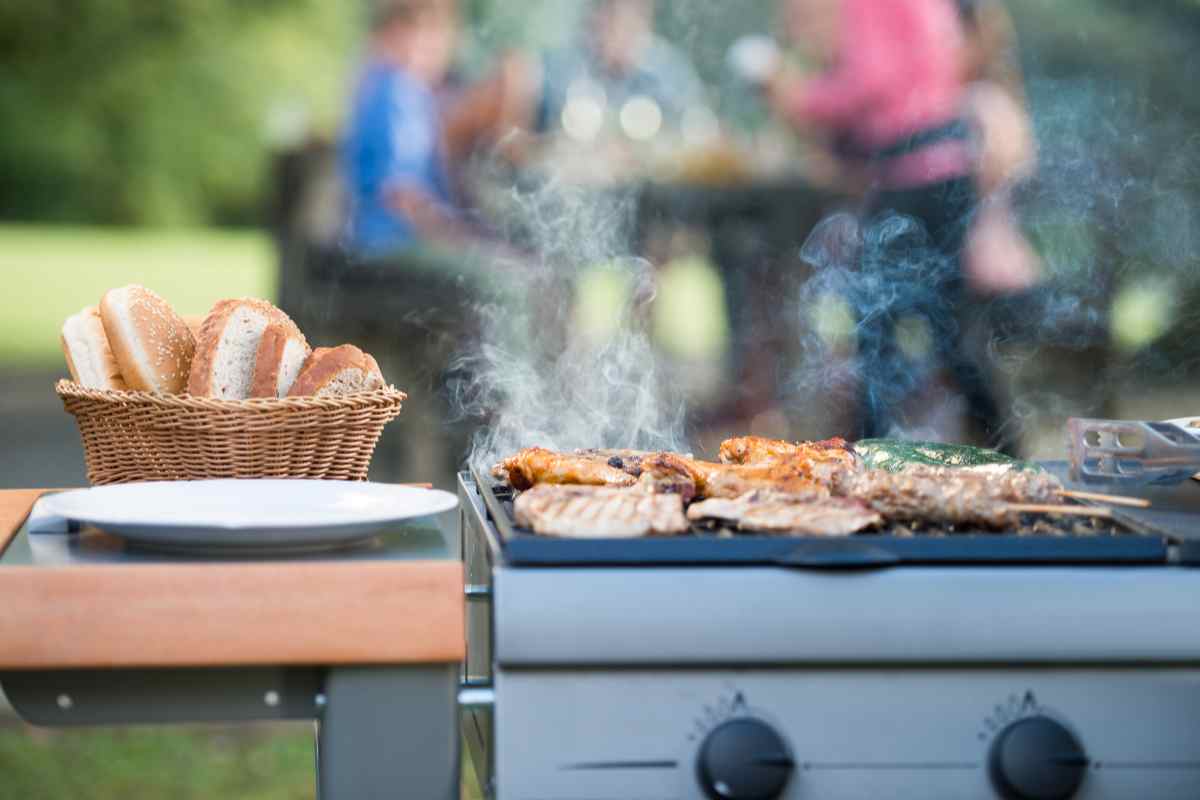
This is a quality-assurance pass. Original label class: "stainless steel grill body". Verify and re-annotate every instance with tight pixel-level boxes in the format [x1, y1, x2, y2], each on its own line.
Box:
[458, 474, 1200, 799]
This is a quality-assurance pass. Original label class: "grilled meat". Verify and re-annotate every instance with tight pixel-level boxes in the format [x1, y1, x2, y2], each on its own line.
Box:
[493, 447, 637, 491]
[574, 449, 656, 477]
[634, 452, 699, 503]
[687, 458, 831, 500]
[514, 484, 689, 538]
[496, 440, 1067, 533]
[496, 448, 698, 500]
[888, 465, 1062, 503]
[833, 467, 1064, 528]
[718, 436, 859, 469]
[497, 446, 830, 500]
[688, 490, 882, 536]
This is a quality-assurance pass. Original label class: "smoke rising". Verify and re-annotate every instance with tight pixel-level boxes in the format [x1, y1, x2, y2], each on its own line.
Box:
[448, 3, 1200, 465]
[449, 177, 687, 472]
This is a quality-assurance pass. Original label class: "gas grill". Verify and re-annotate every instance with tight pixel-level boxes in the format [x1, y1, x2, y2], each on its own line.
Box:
[458, 462, 1200, 800]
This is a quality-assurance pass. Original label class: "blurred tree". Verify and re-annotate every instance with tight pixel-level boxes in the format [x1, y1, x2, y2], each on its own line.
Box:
[0, 0, 358, 225]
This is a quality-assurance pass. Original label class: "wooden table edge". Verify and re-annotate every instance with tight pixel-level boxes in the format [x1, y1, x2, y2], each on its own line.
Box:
[0, 489, 55, 554]
[0, 488, 467, 669]
[0, 560, 465, 669]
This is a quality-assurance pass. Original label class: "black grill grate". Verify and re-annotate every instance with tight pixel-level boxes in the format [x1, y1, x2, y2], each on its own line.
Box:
[470, 466, 1172, 569]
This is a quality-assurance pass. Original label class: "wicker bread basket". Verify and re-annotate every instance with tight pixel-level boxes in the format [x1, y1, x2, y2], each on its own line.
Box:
[56, 380, 406, 485]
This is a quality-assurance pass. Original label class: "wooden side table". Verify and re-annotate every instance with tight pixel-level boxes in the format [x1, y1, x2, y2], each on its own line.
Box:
[0, 489, 466, 799]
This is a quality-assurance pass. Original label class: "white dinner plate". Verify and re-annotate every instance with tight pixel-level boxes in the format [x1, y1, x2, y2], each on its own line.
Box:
[40, 480, 459, 551]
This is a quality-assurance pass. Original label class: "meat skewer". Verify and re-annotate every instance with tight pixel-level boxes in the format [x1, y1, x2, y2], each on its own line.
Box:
[832, 467, 1069, 528]
[1056, 490, 1150, 508]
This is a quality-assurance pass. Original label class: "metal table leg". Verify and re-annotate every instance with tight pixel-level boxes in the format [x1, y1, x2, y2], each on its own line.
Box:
[317, 664, 459, 800]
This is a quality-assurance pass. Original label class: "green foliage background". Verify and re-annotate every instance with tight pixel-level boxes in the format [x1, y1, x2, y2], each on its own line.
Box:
[3, 0, 1200, 237]
[0, 0, 358, 226]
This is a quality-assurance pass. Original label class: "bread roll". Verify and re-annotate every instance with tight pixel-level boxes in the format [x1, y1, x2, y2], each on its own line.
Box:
[182, 315, 205, 339]
[288, 345, 386, 397]
[188, 298, 304, 399]
[250, 322, 311, 398]
[60, 306, 128, 391]
[99, 285, 195, 393]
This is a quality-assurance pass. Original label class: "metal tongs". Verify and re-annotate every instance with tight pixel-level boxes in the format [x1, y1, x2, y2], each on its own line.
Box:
[1068, 418, 1200, 485]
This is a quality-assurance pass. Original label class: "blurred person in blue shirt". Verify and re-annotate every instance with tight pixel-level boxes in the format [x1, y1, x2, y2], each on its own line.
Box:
[338, 0, 541, 485]
[342, 0, 460, 255]
[343, 0, 539, 258]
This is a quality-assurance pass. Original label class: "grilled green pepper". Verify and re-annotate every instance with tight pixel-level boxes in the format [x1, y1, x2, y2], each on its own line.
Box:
[853, 439, 1038, 473]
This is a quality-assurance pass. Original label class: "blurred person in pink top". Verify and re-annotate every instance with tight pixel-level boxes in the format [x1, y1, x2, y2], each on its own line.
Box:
[773, 0, 1015, 453]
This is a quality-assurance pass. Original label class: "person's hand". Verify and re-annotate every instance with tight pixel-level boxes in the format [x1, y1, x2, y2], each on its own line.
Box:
[966, 82, 1037, 193]
[965, 200, 1041, 295]
[495, 52, 539, 130]
[442, 52, 540, 164]
[490, 51, 541, 163]
[385, 186, 466, 239]
[764, 66, 816, 131]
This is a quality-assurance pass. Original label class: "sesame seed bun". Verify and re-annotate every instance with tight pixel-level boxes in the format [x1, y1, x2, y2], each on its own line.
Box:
[98, 285, 195, 394]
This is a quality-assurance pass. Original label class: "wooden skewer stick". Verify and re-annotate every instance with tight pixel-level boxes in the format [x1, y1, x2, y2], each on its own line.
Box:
[1057, 490, 1150, 508]
[1006, 503, 1114, 519]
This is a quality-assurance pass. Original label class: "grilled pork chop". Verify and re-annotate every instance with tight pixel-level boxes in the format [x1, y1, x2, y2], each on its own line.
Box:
[687, 491, 882, 536]
[514, 485, 689, 538]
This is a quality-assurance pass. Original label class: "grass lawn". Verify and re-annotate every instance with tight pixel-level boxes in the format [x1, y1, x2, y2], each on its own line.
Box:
[0, 724, 315, 800]
[0, 722, 482, 799]
[0, 224, 275, 368]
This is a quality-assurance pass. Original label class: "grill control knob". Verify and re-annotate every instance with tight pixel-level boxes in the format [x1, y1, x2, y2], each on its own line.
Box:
[697, 718, 794, 800]
[989, 716, 1088, 800]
